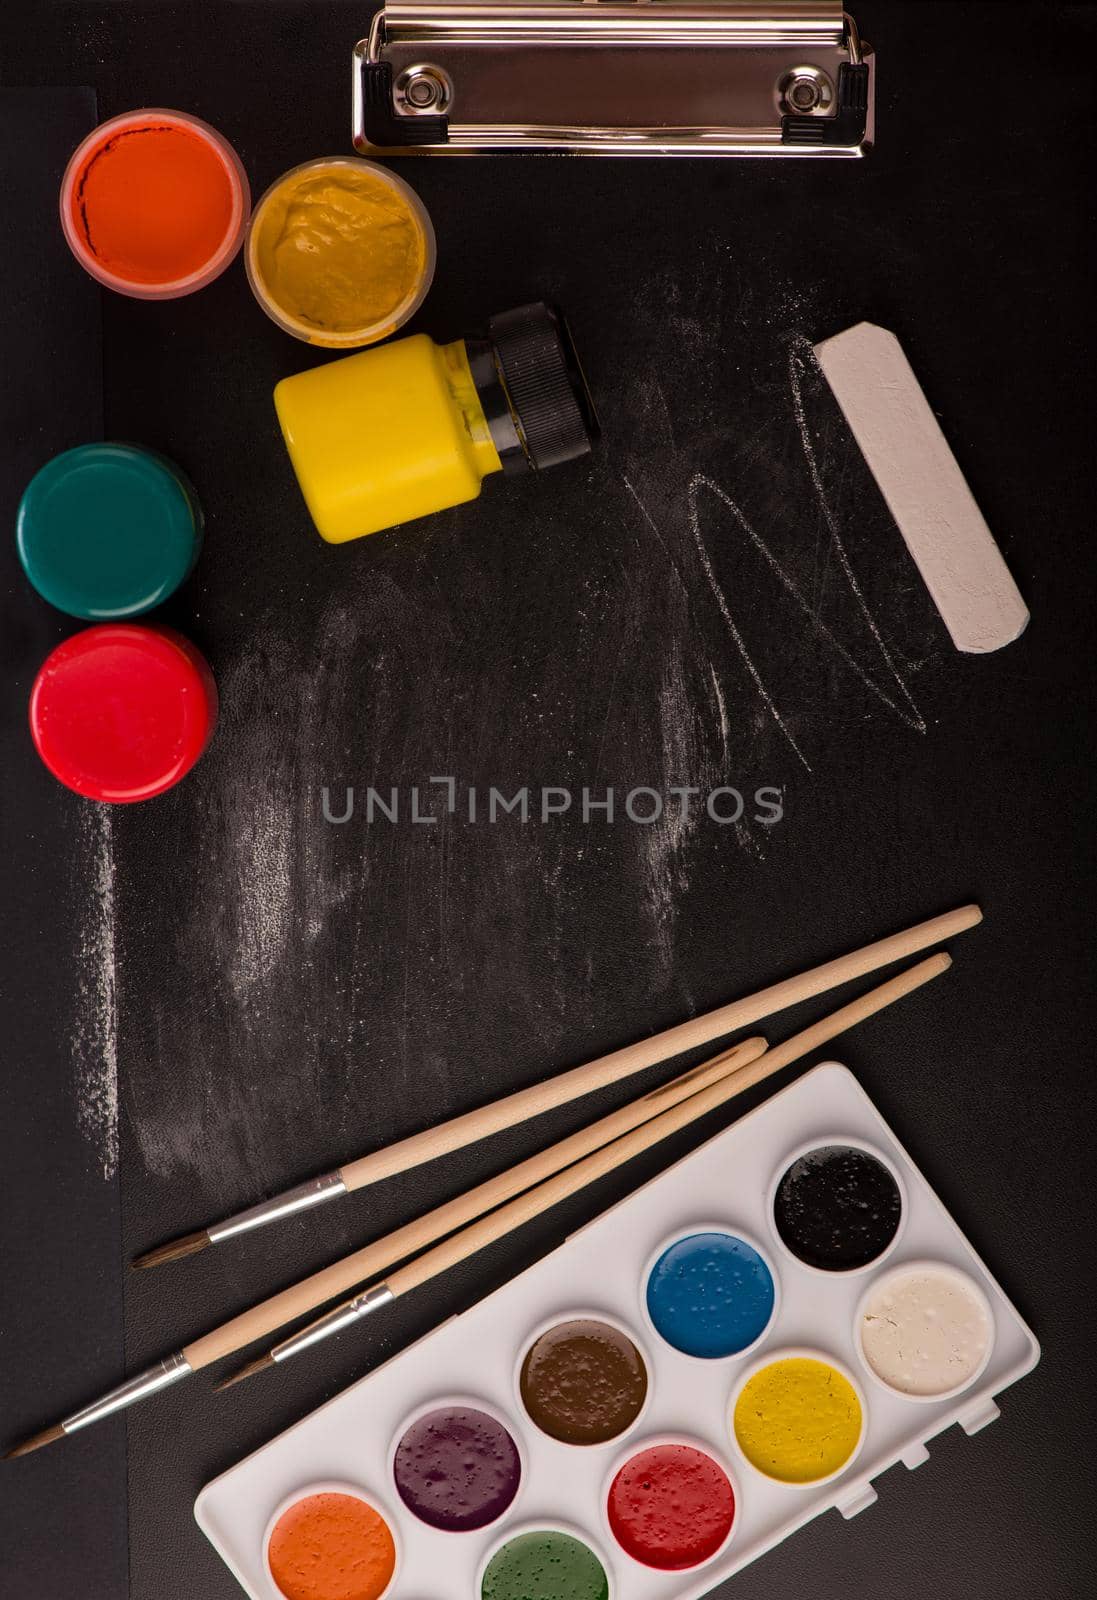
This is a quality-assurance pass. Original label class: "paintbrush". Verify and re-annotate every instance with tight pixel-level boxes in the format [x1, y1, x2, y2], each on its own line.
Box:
[134, 904, 980, 1268]
[4, 1033, 765, 1460]
[213, 952, 951, 1390]
[6, 949, 953, 1458]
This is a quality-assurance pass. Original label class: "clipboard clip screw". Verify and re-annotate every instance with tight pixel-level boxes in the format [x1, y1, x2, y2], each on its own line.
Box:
[778, 66, 834, 118]
[395, 64, 453, 115]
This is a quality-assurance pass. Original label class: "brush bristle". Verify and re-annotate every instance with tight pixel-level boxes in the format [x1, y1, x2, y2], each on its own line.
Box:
[131, 1230, 211, 1270]
[4, 1422, 66, 1460]
[214, 1354, 274, 1393]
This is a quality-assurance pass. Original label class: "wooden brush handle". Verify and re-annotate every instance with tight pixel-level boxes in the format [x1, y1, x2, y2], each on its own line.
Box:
[185, 1035, 767, 1369]
[190, 952, 948, 1367]
[338, 906, 978, 1193]
[383, 953, 950, 1301]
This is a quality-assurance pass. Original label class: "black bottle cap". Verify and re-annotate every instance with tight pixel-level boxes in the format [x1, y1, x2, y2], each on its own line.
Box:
[486, 303, 598, 474]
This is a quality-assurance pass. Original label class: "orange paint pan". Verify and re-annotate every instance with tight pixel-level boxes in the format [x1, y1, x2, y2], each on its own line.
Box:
[60, 107, 250, 299]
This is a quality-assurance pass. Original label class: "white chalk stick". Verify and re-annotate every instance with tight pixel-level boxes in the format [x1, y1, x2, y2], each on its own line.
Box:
[814, 321, 1029, 654]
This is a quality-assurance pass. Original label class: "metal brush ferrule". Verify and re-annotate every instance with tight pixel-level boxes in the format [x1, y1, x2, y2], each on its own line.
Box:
[62, 1351, 192, 1434]
[272, 1285, 396, 1364]
[207, 1172, 348, 1244]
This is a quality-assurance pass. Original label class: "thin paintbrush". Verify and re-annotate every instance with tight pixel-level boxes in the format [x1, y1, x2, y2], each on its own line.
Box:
[8, 951, 954, 1458]
[135, 905, 980, 1267]
[4, 1034, 766, 1459]
[217, 951, 951, 1391]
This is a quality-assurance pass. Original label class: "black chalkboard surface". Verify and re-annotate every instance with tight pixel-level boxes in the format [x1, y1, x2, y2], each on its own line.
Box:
[1, 4, 1095, 1598]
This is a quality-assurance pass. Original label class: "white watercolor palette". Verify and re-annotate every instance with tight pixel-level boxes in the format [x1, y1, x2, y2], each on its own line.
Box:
[196, 1063, 1040, 1600]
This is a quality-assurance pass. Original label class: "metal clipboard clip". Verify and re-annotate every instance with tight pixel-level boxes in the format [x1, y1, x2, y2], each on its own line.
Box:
[353, 2, 873, 157]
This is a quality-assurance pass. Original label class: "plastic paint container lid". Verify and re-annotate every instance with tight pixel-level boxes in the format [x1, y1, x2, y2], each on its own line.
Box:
[245, 157, 436, 348]
[60, 109, 250, 298]
[29, 624, 218, 802]
[17, 443, 203, 620]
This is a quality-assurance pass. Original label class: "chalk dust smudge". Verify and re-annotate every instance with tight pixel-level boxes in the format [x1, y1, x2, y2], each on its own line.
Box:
[227, 791, 294, 1006]
[124, 587, 429, 1192]
[619, 474, 736, 972]
[642, 644, 706, 968]
[71, 805, 118, 1180]
[733, 819, 766, 862]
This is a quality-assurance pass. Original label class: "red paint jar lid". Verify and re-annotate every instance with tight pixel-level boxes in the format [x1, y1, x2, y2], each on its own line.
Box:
[29, 624, 218, 802]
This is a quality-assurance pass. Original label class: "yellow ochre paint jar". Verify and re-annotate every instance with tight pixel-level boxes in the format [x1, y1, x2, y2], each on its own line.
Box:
[274, 302, 597, 543]
[246, 156, 435, 348]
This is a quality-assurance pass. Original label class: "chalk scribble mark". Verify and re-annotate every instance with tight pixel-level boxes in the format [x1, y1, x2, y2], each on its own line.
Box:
[628, 334, 927, 776]
[786, 335, 926, 736]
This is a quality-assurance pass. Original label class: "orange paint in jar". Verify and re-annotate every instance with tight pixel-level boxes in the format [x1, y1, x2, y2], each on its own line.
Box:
[266, 1490, 397, 1600]
[61, 109, 249, 298]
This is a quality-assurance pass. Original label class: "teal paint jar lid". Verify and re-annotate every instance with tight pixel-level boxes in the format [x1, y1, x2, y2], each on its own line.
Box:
[16, 442, 203, 620]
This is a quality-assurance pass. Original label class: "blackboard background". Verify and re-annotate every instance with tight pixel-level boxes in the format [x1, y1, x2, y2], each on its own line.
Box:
[1, 4, 1095, 1598]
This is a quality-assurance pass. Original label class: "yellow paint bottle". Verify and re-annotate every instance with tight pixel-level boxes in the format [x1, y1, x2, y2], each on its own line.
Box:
[273, 302, 596, 544]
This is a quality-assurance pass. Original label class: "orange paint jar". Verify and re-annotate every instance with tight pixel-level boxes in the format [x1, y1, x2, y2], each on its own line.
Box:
[60, 109, 249, 298]
[265, 1487, 398, 1600]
